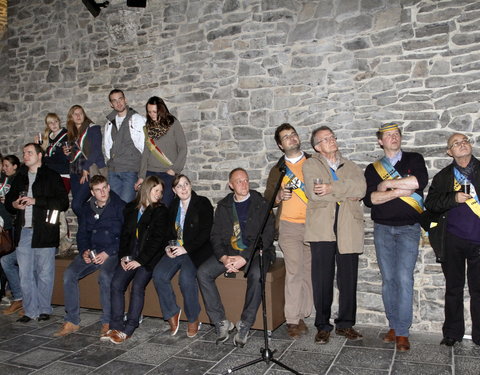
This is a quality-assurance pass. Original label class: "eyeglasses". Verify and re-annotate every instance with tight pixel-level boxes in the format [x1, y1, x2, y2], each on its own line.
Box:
[448, 138, 472, 150]
[315, 135, 337, 145]
[280, 132, 298, 142]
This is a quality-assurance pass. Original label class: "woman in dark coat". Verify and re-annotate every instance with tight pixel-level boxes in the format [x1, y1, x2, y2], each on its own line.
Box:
[153, 174, 213, 338]
[107, 175, 169, 344]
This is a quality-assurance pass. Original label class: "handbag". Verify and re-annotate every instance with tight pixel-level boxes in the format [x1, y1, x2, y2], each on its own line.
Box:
[0, 229, 13, 256]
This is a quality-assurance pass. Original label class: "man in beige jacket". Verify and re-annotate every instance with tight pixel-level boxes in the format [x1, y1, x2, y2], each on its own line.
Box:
[303, 126, 366, 345]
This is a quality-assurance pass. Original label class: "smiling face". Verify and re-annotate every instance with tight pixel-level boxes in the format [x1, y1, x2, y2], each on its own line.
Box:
[91, 182, 110, 206]
[147, 104, 158, 122]
[149, 183, 163, 204]
[278, 129, 300, 155]
[173, 176, 192, 201]
[109, 92, 127, 114]
[313, 129, 338, 157]
[2, 160, 18, 177]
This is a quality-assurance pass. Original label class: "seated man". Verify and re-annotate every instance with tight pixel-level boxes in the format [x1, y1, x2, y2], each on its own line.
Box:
[197, 168, 275, 347]
[54, 175, 125, 338]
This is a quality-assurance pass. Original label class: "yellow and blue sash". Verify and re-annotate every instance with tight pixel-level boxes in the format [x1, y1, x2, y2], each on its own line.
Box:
[373, 157, 424, 214]
[230, 203, 247, 251]
[453, 168, 480, 218]
[174, 205, 185, 246]
[282, 165, 308, 204]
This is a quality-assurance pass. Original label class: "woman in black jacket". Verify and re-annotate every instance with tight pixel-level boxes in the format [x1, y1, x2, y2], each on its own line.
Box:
[107, 175, 169, 344]
[153, 174, 214, 338]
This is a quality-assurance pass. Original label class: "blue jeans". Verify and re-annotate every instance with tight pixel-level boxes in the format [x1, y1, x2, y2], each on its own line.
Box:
[0, 250, 22, 300]
[16, 228, 56, 318]
[110, 265, 152, 336]
[108, 171, 137, 203]
[146, 171, 174, 207]
[153, 254, 200, 322]
[374, 222, 420, 337]
[63, 253, 118, 325]
[70, 173, 92, 217]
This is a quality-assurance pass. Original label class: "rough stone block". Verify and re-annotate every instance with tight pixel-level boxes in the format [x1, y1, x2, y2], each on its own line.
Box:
[376, 61, 412, 74]
[430, 60, 450, 75]
[415, 22, 450, 38]
[416, 8, 461, 24]
[291, 55, 323, 68]
[370, 24, 414, 46]
[335, 0, 360, 19]
[206, 25, 241, 41]
[261, 0, 297, 12]
[287, 20, 318, 44]
[250, 89, 273, 110]
[452, 32, 480, 46]
[337, 14, 372, 35]
[343, 37, 370, 50]
[46, 65, 59, 82]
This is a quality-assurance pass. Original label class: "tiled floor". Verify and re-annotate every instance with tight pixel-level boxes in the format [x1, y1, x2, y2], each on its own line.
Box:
[0, 305, 479, 374]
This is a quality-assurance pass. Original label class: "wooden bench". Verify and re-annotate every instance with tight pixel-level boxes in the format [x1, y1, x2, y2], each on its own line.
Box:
[51, 256, 286, 331]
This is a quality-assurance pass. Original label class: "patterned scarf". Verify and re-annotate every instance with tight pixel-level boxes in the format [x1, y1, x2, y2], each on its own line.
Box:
[146, 119, 172, 139]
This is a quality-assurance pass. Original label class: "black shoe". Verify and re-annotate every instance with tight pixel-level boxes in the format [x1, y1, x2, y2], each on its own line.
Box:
[315, 330, 330, 344]
[16, 315, 32, 323]
[440, 337, 461, 346]
[38, 314, 50, 321]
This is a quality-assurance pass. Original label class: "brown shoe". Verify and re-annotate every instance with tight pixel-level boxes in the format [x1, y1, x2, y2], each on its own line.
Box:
[383, 328, 396, 343]
[168, 309, 181, 336]
[109, 329, 130, 344]
[396, 336, 410, 351]
[54, 321, 80, 337]
[100, 329, 114, 342]
[100, 323, 109, 337]
[286, 324, 301, 339]
[187, 320, 200, 338]
[298, 319, 309, 335]
[335, 327, 363, 341]
[2, 300, 23, 315]
[315, 330, 330, 344]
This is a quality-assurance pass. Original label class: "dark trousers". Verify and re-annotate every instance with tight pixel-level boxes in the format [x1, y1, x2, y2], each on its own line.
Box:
[109, 265, 152, 336]
[442, 232, 480, 344]
[310, 241, 359, 332]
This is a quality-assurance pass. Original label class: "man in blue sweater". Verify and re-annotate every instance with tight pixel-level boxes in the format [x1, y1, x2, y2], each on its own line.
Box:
[54, 175, 125, 338]
[364, 123, 428, 352]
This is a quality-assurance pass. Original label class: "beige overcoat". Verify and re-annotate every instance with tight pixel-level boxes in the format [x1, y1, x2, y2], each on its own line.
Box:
[303, 152, 366, 254]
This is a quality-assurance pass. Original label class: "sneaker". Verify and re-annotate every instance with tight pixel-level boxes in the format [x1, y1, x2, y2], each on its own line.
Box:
[215, 319, 234, 344]
[233, 320, 250, 348]
[100, 329, 114, 342]
[109, 330, 130, 344]
[2, 300, 23, 315]
[187, 320, 201, 338]
[99, 323, 110, 337]
[54, 321, 80, 337]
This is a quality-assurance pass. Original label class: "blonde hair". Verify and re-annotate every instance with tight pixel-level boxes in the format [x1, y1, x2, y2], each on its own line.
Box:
[135, 175, 164, 209]
[42, 113, 61, 149]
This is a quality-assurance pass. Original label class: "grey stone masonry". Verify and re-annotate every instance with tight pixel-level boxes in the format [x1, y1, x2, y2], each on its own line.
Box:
[1, 0, 480, 334]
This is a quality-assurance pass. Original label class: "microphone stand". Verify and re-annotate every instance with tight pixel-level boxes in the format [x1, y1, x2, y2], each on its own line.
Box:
[224, 162, 301, 375]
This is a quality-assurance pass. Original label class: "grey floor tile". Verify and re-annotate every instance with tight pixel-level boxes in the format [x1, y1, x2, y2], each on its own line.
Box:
[334, 347, 394, 370]
[176, 340, 235, 361]
[0, 334, 52, 354]
[232, 335, 292, 357]
[7, 347, 68, 369]
[43, 332, 100, 351]
[289, 332, 346, 355]
[274, 349, 334, 374]
[328, 366, 389, 374]
[151, 357, 215, 375]
[209, 353, 272, 375]
[61, 344, 126, 367]
[0, 349, 17, 361]
[453, 340, 480, 357]
[346, 327, 396, 350]
[90, 359, 155, 374]
[0, 324, 35, 341]
[149, 326, 204, 347]
[394, 342, 451, 365]
[117, 342, 180, 365]
[0, 363, 33, 374]
[392, 361, 452, 375]
[28, 321, 65, 337]
[31, 361, 92, 375]
[455, 356, 480, 375]
[407, 331, 443, 345]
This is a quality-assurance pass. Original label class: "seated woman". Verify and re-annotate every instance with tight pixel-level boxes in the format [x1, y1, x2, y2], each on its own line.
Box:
[134, 96, 187, 207]
[153, 174, 214, 338]
[107, 176, 169, 344]
[64, 105, 106, 216]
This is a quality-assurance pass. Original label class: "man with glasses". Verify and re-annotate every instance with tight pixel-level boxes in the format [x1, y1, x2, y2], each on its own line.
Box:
[104, 89, 146, 203]
[265, 123, 313, 339]
[364, 122, 428, 351]
[303, 126, 366, 344]
[424, 133, 480, 347]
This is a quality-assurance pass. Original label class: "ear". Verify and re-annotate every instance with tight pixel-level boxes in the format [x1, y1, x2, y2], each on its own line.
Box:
[228, 181, 234, 190]
[447, 148, 453, 157]
[278, 143, 284, 151]
[377, 138, 384, 148]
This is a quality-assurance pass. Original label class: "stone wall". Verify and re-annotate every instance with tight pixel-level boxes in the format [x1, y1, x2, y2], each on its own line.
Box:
[2, 0, 480, 333]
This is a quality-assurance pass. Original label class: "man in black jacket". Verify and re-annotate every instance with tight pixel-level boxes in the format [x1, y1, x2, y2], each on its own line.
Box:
[424, 133, 480, 347]
[6, 143, 69, 323]
[197, 168, 275, 347]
